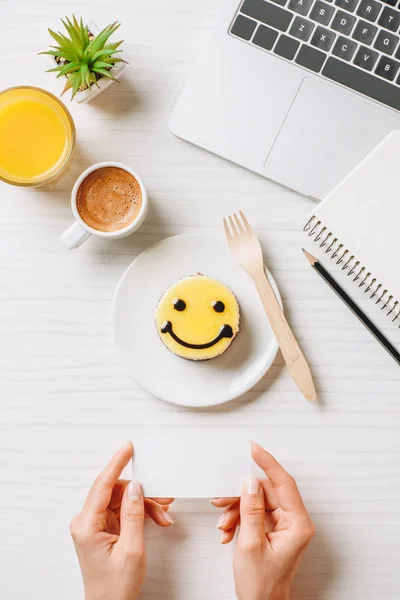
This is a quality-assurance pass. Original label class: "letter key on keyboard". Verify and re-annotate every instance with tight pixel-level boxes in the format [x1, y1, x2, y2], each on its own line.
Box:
[374, 29, 399, 55]
[379, 6, 400, 32]
[352, 20, 378, 44]
[331, 10, 356, 34]
[289, 15, 315, 40]
[241, 0, 293, 31]
[354, 45, 379, 69]
[288, 0, 314, 15]
[375, 56, 400, 80]
[311, 25, 336, 49]
[334, 0, 359, 13]
[332, 35, 358, 59]
[356, 0, 382, 22]
[310, 1, 335, 24]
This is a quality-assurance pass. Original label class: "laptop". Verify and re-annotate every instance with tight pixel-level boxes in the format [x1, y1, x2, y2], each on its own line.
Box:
[170, 0, 400, 200]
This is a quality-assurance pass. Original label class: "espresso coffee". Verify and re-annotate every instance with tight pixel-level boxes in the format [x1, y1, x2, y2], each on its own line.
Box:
[76, 166, 142, 232]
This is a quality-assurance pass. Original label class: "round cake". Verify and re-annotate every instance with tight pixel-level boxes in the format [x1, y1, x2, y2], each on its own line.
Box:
[155, 275, 240, 361]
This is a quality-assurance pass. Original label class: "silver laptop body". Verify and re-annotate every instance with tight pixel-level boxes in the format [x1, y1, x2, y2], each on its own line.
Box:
[170, 0, 400, 199]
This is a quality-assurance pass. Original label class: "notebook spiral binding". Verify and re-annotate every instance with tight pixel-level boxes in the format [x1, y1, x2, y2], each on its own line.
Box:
[304, 216, 400, 325]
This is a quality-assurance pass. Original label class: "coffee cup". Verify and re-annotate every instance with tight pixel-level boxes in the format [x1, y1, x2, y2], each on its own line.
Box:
[60, 161, 148, 250]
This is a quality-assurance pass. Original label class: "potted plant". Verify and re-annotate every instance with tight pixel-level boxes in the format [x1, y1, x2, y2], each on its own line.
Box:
[41, 16, 126, 103]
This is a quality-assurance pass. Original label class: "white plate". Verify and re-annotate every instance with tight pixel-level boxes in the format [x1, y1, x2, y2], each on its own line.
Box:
[112, 234, 282, 407]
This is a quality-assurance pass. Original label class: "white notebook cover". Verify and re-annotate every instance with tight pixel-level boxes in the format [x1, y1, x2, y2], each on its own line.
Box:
[308, 130, 400, 303]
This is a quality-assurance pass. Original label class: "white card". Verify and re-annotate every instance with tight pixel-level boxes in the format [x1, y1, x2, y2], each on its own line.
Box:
[131, 427, 260, 498]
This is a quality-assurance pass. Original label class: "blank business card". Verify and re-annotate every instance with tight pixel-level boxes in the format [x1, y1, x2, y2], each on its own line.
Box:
[131, 427, 260, 499]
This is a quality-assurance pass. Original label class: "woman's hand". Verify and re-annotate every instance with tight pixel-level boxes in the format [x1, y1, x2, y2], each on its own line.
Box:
[70, 442, 174, 600]
[212, 442, 315, 600]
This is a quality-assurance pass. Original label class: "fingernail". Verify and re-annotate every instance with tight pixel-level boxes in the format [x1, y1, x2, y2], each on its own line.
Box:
[128, 480, 142, 501]
[163, 512, 174, 525]
[251, 441, 264, 451]
[217, 514, 227, 529]
[247, 475, 260, 495]
[209, 498, 218, 504]
[121, 441, 131, 450]
[220, 531, 229, 544]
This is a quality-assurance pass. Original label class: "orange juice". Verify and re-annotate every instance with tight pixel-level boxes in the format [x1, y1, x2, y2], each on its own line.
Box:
[0, 87, 75, 186]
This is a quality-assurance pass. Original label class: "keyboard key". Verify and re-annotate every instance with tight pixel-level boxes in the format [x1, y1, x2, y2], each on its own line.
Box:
[231, 15, 258, 40]
[352, 19, 378, 43]
[295, 44, 327, 70]
[378, 6, 400, 31]
[241, 0, 293, 31]
[289, 15, 315, 39]
[288, 0, 314, 15]
[334, 0, 359, 13]
[311, 25, 336, 49]
[274, 34, 301, 57]
[270, 0, 288, 5]
[356, 0, 382, 22]
[382, 0, 397, 5]
[374, 29, 399, 54]
[331, 10, 357, 33]
[323, 57, 400, 109]
[332, 34, 358, 58]
[375, 55, 400, 79]
[253, 24, 279, 49]
[310, 1, 335, 24]
[353, 44, 379, 69]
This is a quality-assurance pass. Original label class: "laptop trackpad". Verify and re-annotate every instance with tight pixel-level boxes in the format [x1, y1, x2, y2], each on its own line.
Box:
[264, 76, 400, 199]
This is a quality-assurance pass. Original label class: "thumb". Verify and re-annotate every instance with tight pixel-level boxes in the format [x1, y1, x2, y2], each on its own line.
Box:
[118, 480, 145, 554]
[238, 475, 266, 549]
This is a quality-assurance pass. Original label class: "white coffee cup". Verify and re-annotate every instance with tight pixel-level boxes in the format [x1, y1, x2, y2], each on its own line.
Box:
[60, 161, 148, 250]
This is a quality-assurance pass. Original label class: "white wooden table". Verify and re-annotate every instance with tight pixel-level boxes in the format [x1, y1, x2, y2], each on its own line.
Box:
[2, 1, 400, 598]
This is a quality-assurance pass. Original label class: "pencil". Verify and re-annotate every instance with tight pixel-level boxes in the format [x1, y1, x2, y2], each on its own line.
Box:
[302, 249, 400, 366]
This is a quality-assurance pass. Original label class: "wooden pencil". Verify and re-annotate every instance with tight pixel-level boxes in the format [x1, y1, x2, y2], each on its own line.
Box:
[302, 249, 400, 366]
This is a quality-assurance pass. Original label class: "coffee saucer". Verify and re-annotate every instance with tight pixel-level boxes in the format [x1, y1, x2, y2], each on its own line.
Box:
[112, 234, 282, 407]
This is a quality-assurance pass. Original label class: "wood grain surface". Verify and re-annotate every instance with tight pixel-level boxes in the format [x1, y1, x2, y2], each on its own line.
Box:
[1, 1, 400, 598]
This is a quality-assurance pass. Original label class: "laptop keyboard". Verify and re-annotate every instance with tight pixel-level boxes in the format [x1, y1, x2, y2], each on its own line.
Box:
[230, 0, 400, 111]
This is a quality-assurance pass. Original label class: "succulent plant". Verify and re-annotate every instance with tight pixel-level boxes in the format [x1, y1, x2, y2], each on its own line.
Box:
[41, 16, 125, 99]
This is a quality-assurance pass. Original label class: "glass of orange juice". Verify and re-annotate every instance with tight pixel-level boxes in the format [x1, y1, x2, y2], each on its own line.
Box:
[0, 86, 75, 186]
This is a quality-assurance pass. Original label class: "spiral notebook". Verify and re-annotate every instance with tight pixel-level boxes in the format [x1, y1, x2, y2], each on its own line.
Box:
[304, 131, 400, 348]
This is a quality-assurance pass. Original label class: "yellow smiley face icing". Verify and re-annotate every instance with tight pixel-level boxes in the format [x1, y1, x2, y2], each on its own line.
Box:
[155, 275, 240, 360]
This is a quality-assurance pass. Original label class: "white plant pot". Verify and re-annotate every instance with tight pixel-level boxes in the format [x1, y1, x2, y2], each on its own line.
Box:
[43, 20, 126, 104]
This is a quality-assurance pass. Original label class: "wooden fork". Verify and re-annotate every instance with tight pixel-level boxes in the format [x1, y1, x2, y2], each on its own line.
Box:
[224, 211, 316, 402]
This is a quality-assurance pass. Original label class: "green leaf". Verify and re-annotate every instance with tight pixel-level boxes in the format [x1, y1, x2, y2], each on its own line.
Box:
[92, 60, 114, 70]
[45, 65, 65, 73]
[80, 64, 89, 88]
[102, 56, 127, 63]
[87, 22, 121, 57]
[92, 67, 119, 81]
[61, 75, 73, 97]
[39, 49, 61, 57]
[92, 48, 121, 62]
[57, 61, 81, 77]
[104, 40, 123, 51]
[47, 28, 66, 46]
[70, 71, 82, 100]
[90, 71, 100, 88]
[85, 67, 91, 89]
[62, 16, 84, 55]
[72, 15, 88, 48]
[47, 28, 79, 61]
[81, 16, 89, 47]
